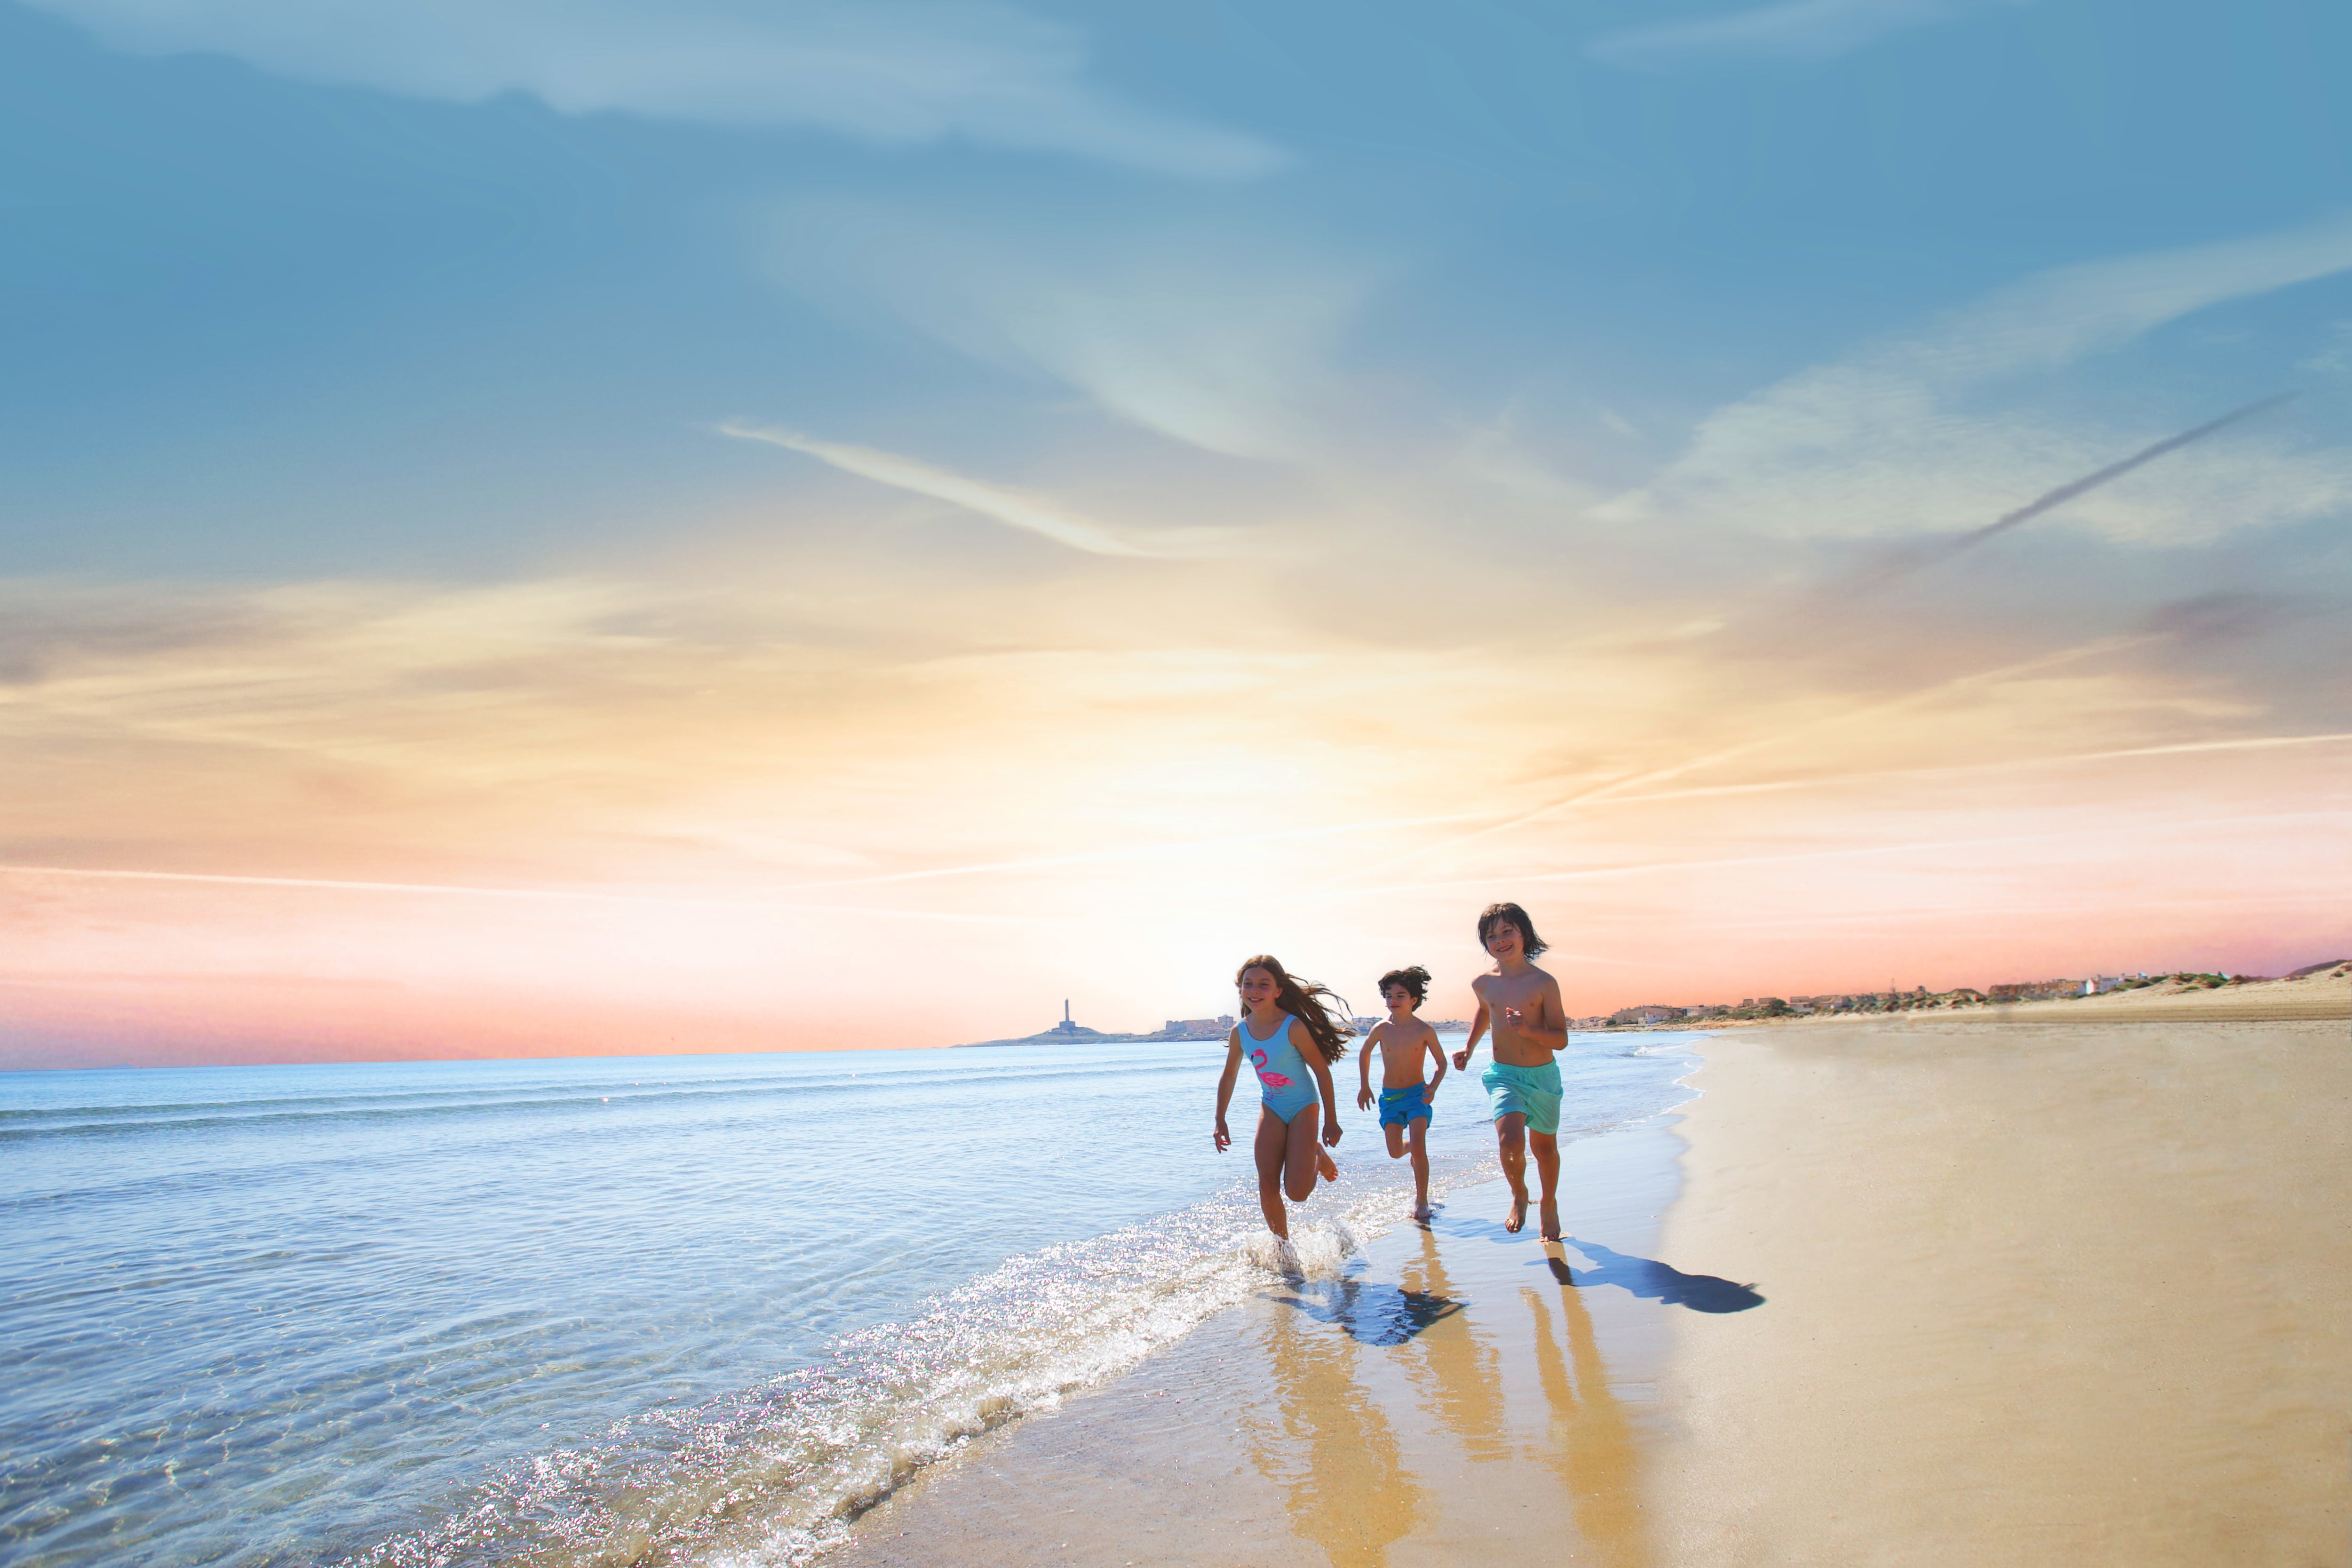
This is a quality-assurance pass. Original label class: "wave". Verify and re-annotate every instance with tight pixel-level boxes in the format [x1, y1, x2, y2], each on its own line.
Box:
[338, 1156, 1498, 1568]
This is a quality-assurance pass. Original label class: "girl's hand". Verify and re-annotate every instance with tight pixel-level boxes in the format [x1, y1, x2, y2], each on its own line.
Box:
[1322, 1119, 1343, 1147]
[1355, 1085, 1374, 1111]
[1213, 1120, 1230, 1152]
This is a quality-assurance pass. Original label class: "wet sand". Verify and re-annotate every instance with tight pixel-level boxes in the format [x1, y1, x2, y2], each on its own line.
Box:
[848, 1117, 1713, 1568]
[843, 1004, 2347, 1566]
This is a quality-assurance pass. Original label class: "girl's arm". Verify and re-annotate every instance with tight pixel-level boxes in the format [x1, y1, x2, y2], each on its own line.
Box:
[1356, 1023, 1377, 1110]
[1213, 1031, 1243, 1151]
[1451, 1002, 1490, 1071]
[1422, 1024, 1447, 1099]
[1297, 1020, 1343, 1147]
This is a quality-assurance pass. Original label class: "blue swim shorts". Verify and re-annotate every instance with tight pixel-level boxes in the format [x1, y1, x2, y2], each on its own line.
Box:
[1480, 1059, 1562, 1136]
[1378, 1085, 1433, 1128]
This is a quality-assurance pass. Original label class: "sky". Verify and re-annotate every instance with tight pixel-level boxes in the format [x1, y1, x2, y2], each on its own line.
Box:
[4, 0, 2349, 1067]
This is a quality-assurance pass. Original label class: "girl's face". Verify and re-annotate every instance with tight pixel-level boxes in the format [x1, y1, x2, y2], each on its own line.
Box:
[1383, 984, 1415, 1015]
[1239, 967, 1278, 1010]
[1484, 921, 1523, 962]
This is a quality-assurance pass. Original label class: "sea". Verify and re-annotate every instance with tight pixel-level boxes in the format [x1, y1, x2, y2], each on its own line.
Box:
[0, 1031, 1706, 1568]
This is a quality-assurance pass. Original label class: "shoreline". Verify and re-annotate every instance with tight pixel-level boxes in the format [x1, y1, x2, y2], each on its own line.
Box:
[838, 994, 2346, 1566]
[846, 1117, 1700, 1566]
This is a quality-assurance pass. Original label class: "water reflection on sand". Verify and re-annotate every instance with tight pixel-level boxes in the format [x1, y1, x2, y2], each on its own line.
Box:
[850, 1123, 1696, 1567]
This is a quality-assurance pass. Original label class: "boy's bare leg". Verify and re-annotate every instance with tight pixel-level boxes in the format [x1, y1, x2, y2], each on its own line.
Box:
[1496, 1112, 1531, 1232]
[1384, 1122, 1406, 1159]
[1285, 1105, 1327, 1202]
[1254, 1109, 1291, 1237]
[1409, 1120, 1431, 1217]
[1531, 1130, 1562, 1240]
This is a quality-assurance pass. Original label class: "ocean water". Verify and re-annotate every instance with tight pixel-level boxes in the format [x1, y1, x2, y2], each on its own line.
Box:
[0, 1032, 1705, 1568]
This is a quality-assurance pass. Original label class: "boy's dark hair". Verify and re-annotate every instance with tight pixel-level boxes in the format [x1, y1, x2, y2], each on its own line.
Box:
[1378, 965, 1430, 1008]
[1476, 901, 1549, 958]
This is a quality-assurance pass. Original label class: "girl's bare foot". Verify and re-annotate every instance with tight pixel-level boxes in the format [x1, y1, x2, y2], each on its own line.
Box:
[1505, 1193, 1528, 1233]
[1317, 1149, 1340, 1183]
[1539, 1198, 1562, 1242]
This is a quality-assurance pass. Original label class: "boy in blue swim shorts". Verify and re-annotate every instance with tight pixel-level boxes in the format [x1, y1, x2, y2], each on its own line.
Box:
[1355, 965, 1449, 1218]
[1451, 902, 1571, 1240]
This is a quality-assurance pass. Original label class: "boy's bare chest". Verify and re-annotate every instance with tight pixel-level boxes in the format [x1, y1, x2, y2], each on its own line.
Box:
[1478, 974, 1548, 1018]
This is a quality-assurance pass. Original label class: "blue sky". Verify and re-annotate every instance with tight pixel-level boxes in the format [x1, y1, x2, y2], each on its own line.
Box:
[5, 0, 2350, 1064]
[9, 0, 2348, 575]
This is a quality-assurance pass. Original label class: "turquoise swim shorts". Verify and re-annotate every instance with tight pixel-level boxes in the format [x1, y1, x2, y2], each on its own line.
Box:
[1480, 1059, 1562, 1136]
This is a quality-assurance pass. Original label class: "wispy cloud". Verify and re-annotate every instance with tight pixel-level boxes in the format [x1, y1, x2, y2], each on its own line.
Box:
[720, 423, 1232, 557]
[1589, 0, 2032, 71]
[25, 0, 1282, 178]
[768, 201, 1382, 460]
[1596, 215, 2352, 543]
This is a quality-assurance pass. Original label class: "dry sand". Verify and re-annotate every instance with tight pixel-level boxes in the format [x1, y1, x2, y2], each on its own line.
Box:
[844, 991, 2348, 1567]
[1652, 1012, 2350, 1566]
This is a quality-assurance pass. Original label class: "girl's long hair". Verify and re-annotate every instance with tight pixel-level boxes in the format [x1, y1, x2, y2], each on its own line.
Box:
[1235, 955, 1353, 1063]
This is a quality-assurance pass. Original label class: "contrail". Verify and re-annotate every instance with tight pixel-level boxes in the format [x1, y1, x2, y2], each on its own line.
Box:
[1319, 635, 2147, 887]
[0, 864, 1052, 924]
[1323, 397, 2301, 889]
[770, 810, 1484, 892]
[1423, 729, 2352, 818]
[1270, 808, 2349, 907]
[1866, 391, 2299, 583]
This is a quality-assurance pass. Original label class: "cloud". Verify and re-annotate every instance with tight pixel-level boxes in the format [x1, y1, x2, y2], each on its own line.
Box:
[720, 423, 1231, 557]
[1596, 215, 2352, 543]
[24, 0, 1282, 178]
[1589, 0, 2032, 70]
[768, 200, 1382, 460]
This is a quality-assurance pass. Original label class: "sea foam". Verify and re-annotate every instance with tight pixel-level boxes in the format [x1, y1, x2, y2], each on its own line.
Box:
[345, 1154, 1498, 1568]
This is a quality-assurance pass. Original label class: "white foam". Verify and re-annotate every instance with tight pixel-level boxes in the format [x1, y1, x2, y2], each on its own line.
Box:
[343, 1129, 1575, 1567]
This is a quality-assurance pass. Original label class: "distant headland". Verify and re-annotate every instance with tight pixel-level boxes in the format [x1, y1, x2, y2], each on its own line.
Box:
[954, 1001, 1238, 1048]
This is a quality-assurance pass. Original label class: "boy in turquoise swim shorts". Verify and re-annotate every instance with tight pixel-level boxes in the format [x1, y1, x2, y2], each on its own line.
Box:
[1451, 902, 1570, 1240]
[1355, 964, 1448, 1219]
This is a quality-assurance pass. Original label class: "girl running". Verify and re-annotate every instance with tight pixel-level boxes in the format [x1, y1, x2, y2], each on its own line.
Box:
[1213, 955, 1353, 1240]
[1355, 965, 1447, 1219]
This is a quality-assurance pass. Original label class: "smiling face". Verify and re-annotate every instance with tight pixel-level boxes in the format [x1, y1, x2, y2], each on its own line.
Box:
[1483, 919, 1524, 963]
[1239, 965, 1278, 1012]
[1382, 982, 1415, 1016]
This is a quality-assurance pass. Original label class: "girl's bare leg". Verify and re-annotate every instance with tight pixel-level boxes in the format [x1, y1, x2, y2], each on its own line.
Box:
[1284, 1103, 1324, 1202]
[1409, 1119, 1431, 1216]
[1254, 1107, 1291, 1236]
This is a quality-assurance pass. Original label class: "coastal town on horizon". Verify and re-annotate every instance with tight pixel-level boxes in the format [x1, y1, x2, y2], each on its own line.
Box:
[959, 957, 2352, 1046]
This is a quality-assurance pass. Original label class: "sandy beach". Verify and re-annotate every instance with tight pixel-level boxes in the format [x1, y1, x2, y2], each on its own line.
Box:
[845, 978, 2349, 1566]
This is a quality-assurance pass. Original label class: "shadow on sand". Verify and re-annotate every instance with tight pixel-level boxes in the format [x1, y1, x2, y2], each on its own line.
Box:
[1276, 1274, 1466, 1347]
[1542, 1237, 1764, 1313]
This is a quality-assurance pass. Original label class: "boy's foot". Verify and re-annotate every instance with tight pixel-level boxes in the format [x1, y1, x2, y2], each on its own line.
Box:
[1504, 1193, 1528, 1233]
[1539, 1199, 1562, 1242]
[1412, 1199, 1433, 1220]
[1317, 1149, 1340, 1183]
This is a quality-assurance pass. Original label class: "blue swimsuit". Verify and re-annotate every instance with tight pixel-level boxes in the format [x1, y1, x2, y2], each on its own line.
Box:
[1242, 1012, 1320, 1123]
